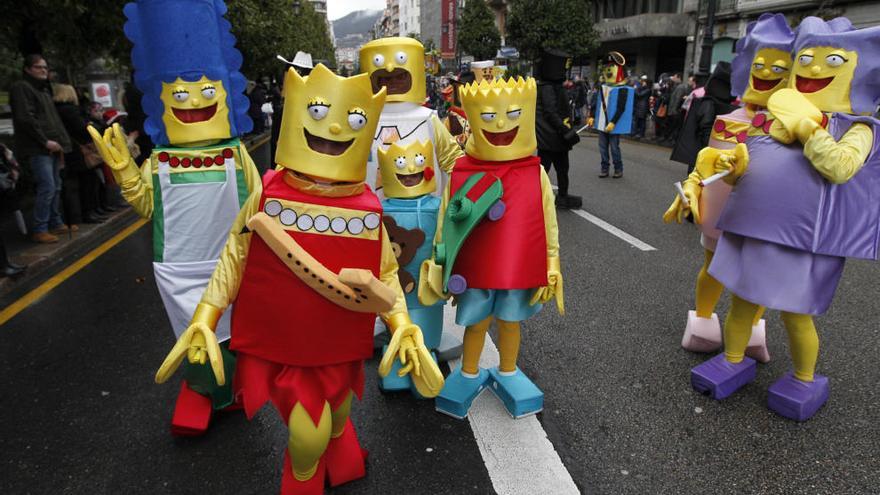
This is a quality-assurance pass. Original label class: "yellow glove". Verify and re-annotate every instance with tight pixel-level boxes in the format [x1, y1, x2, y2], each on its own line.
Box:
[715, 143, 749, 185]
[662, 175, 702, 224]
[604, 122, 616, 133]
[87, 123, 140, 183]
[768, 89, 825, 144]
[528, 257, 564, 315]
[378, 313, 445, 397]
[417, 258, 448, 306]
[155, 303, 226, 386]
[587, 117, 594, 127]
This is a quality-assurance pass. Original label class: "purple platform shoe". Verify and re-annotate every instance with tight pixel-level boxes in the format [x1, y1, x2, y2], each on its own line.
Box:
[767, 372, 829, 421]
[691, 354, 757, 400]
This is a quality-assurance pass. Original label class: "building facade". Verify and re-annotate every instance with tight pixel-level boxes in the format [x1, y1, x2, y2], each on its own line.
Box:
[399, 0, 421, 37]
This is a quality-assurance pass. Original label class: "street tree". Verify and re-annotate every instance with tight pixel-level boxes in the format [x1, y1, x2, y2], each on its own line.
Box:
[507, 0, 598, 60]
[457, 0, 501, 61]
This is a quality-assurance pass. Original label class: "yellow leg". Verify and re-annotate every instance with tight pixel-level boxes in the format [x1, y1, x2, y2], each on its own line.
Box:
[780, 312, 819, 382]
[752, 306, 766, 327]
[723, 295, 761, 364]
[496, 320, 522, 374]
[287, 401, 332, 482]
[330, 392, 353, 438]
[695, 249, 724, 319]
[461, 316, 492, 375]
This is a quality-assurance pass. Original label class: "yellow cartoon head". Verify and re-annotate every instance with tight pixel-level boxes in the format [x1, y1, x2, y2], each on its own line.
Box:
[460, 77, 537, 162]
[275, 64, 386, 182]
[791, 46, 858, 113]
[743, 48, 791, 106]
[378, 139, 436, 198]
[160, 76, 231, 144]
[359, 37, 426, 103]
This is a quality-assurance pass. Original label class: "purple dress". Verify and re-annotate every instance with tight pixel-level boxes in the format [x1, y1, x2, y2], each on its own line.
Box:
[710, 114, 880, 315]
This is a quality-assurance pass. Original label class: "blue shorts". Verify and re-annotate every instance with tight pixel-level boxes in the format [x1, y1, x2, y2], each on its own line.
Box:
[454, 289, 542, 326]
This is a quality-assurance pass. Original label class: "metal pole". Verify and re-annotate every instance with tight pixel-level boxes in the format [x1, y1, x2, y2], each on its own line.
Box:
[698, 0, 716, 81]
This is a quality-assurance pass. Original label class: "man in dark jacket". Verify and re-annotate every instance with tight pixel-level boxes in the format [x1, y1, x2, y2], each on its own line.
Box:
[10, 54, 72, 243]
[633, 76, 651, 139]
[536, 50, 582, 209]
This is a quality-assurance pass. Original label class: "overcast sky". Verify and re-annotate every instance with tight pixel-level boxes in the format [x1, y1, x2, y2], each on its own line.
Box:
[327, 0, 386, 21]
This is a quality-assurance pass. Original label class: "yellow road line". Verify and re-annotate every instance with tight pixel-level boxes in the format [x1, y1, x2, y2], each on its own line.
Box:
[0, 218, 148, 326]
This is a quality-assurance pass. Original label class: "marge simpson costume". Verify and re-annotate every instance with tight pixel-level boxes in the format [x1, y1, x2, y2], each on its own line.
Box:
[88, 0, 260, 436]
[420, 77, 563, 419]
[359, 37, 462, 196]
[691, 17, 880, 421]
[664, 14, 794, 360]
[154, 65, 443, 494]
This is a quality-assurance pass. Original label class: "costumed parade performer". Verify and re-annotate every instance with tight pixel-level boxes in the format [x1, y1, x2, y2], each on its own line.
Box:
[88, 0, 260, 436]
[359, 36, 465, 366]
[154, 64, 444, 494]
[441, 73, 474, 149]
[587, 51, 634, 179]
[691, 16, 880, 421]
[420, 77, 564, 419]
[664, 13, 794, 361]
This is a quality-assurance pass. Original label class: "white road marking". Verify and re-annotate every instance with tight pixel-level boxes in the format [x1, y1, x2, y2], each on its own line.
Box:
[443, 309, 580, 495]
[572, 209, 657, 251]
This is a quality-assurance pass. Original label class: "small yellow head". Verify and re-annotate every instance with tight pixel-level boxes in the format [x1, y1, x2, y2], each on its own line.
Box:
[377, 139, 436, 198]
[160, 76, 231, 144]
[791, 46, 858, 113]
[460, 77, 537, 162]
[743, 48, 791, 106]
[359, 37, 426, 103]
[275, 64, 386, 182]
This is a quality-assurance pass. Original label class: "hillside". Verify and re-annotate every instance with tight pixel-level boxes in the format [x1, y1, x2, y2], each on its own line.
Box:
[332, 9, 382, 48]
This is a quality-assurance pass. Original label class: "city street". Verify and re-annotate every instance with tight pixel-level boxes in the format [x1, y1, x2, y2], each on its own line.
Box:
[3, 136, 879, 494]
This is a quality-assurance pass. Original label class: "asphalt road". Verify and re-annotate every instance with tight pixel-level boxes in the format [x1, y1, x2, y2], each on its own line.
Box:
[2, 136, 878, 494]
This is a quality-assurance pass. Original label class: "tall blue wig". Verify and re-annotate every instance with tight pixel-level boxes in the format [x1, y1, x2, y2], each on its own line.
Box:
[730, 13, 794, 99]
[794, 16, 880, 115]
[124, 0, 252, 146]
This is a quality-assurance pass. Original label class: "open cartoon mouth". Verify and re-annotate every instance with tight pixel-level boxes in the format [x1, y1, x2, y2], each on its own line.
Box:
[172, 104, 218, 123]
[482, 127, 519, 146]
[304, 129, 354, 155]
[396, 172, 424, 187]
[751, 76, 782, 91]
[371, 69, 412, 95]
[796, 76, 834, 93]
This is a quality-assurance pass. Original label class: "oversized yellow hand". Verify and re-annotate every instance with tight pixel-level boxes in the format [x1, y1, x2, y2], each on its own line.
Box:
[529, 257, 565, 315]
[87, 123, 132, 171]
[768, 89, 824, 144]
[604, 122, 616, 133]
[155, 303, 225, 385]
[587, 117, 594, 127]
[662, 178, 701, 224]
[417, 258, 449, 306]
[379, 314, 444, 397]
[714, 143, 749, 185]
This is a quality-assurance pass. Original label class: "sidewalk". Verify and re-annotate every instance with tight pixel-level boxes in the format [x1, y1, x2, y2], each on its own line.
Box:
[0, 206, 140, 300]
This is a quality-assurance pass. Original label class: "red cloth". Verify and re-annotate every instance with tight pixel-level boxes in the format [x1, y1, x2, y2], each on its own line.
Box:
[449, 155, 547, 289]
[231, 170, 383, 366]
[235, 351, 364, 425]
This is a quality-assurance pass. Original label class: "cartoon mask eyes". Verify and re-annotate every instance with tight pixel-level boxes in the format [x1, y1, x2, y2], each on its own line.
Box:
[753, 63, 765, 70]
[308, 103, 330, 120]
[825, 54, 847, 67]
[172, 91, 189, 102]
[201, 86, 216, 99]
[394, 156, 407, 169]
[798, 54, 814, 66]
[348, 110, 367, 130]
[373, 54, 385, 67]
[395, 51, 408, 64]
[480, 112, 496, 122]
[771, 65, 788, 74]
[507, 109, 522, 120]
[414, 154, 426, 166]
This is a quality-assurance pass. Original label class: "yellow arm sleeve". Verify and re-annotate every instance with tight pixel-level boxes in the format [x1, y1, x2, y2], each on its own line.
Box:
[379, 227, 409, 321]
[200, 192, 260, 309]
[431, 114, 464, 173]
[539, 167, 559, 259]
[803, 122, 873, 184]
[238, 145, 264, 197]
[118, 159, 154, 219]
[432, 181, 451, 247]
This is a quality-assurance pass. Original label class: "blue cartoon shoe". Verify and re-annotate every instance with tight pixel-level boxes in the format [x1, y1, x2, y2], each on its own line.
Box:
[435, 367, 490, 419]
[488, 367, 544, 419]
